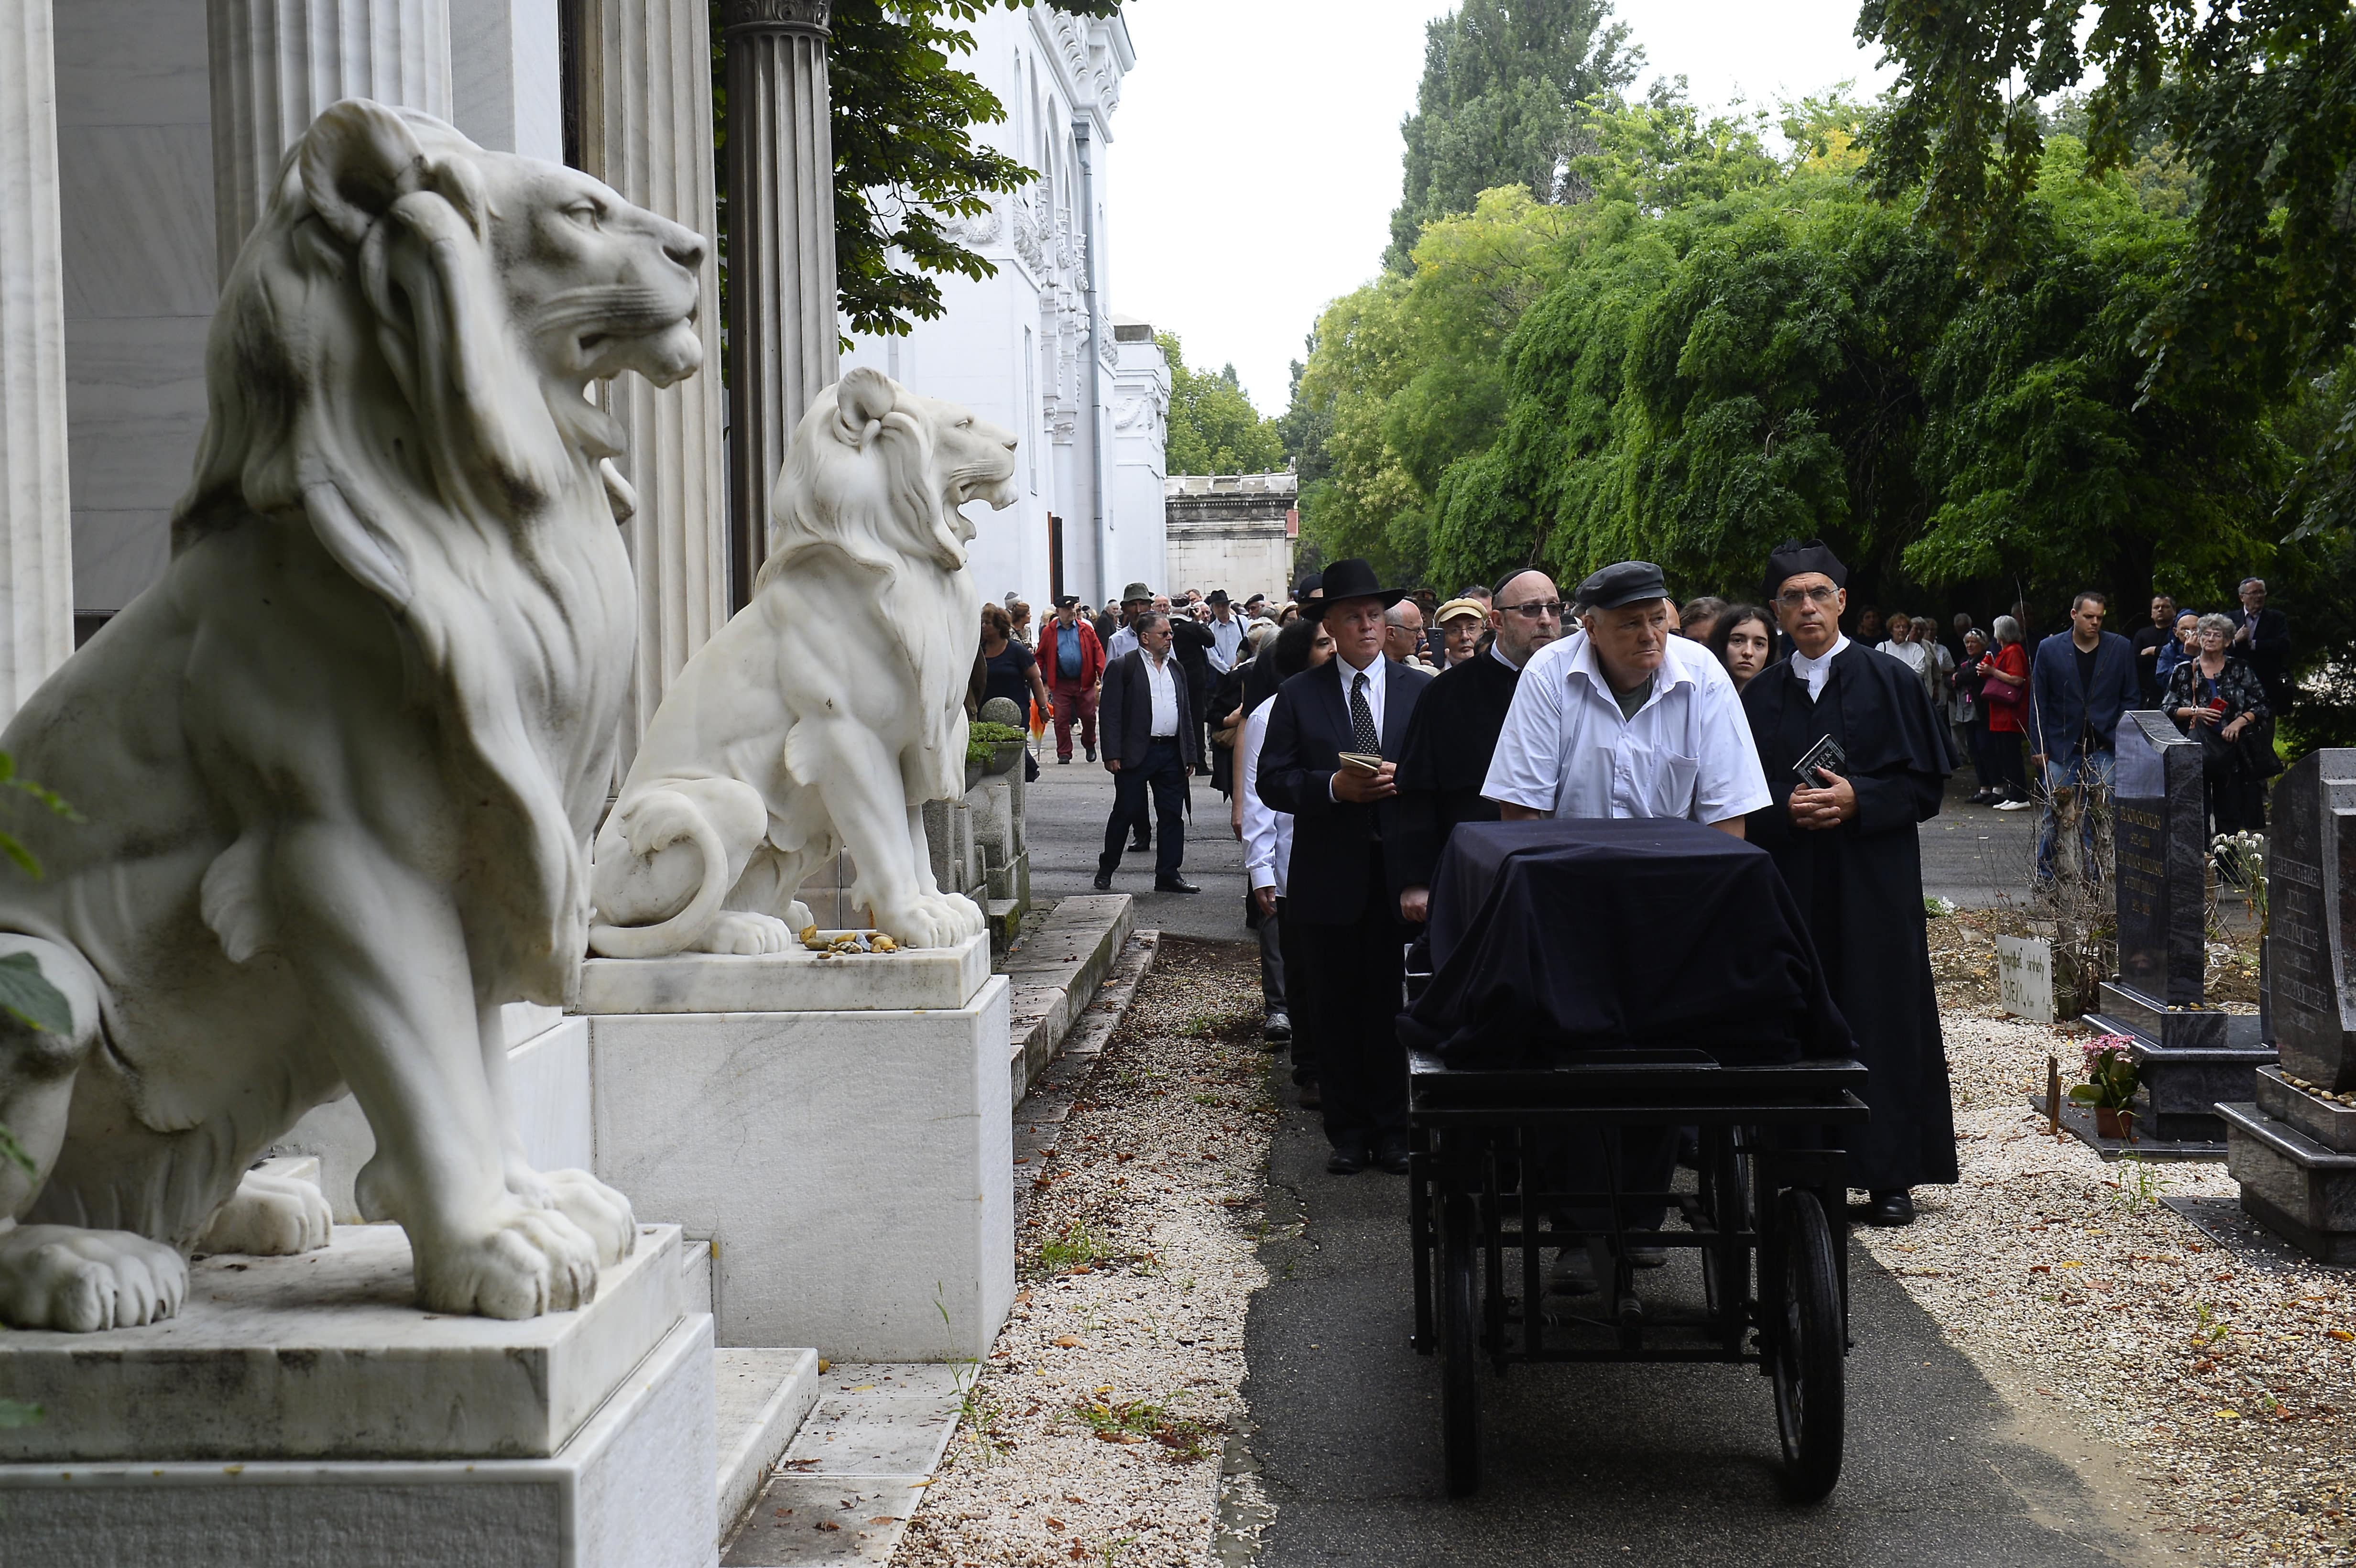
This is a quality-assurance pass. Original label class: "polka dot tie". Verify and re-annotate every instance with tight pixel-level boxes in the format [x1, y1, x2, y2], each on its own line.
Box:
[1350, 670, 1379, 754]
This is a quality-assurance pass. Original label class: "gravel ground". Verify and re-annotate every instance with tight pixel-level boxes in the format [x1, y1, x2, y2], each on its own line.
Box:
[894, 938, 1275, 1568]
[1872, 921, 2356, 1565]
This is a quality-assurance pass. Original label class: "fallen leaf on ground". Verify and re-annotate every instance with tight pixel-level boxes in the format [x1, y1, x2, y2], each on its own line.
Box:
[1052, 1335, 1081, 1348]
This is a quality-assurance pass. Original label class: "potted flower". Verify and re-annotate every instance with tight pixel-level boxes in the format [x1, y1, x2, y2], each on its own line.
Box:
[2069, 1034, 2140, 1140]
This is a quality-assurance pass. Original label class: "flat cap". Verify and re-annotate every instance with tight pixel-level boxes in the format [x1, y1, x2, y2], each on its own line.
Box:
[1575, 560, 1669, 611]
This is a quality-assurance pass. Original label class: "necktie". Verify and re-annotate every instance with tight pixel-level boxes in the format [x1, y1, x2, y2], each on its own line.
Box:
[1350, 670, 1379, 754]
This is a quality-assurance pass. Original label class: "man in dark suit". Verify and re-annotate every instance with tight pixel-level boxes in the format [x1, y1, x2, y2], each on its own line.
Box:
[2234, 577, 2292, 717]
[1094, 611, 1202, 893]
[2029, 589, 2141, 887]
[1258, 558, 1434, 1176]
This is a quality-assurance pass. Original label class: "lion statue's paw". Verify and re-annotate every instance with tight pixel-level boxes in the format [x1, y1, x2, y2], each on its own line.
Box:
[0, 1224, 188, 1331]
[694, 910, 795, 956]
[873, 892, 986, 950]
[195, 1166, 335, 1257]
[412, 1203, 601, 1319]
[538, 1168, 639, 1266]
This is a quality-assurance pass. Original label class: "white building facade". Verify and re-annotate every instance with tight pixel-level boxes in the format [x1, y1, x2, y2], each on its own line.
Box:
[840, 7, 1167, 613]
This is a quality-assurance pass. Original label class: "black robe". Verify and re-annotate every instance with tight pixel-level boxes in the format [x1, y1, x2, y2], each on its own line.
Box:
[1742, 643, 1959, 1192]
[1392, 652, 1523, 893]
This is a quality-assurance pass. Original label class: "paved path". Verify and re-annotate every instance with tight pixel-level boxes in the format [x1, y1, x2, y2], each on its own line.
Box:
[1232, 1096, 2160, 1568]
[1024, 747, 1254, 943]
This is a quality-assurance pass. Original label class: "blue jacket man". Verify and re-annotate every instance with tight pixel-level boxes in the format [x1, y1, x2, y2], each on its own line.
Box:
[2029, 598, 2140, 766]
[2028, 591, 2141, 884]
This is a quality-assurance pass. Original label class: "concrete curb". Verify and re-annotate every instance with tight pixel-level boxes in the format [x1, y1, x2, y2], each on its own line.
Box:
[1002, 893, 1137, 1102]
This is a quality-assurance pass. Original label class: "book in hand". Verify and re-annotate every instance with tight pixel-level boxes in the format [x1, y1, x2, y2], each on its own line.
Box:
[1793, 734, 1848, 785]
[1337, 751, 1385, 773]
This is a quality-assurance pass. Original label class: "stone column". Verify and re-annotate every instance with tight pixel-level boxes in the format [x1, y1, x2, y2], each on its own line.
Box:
[0, 0, 74, 717]
[720, 0, 840, 611]
[575, 0, 728, 769]
[206, 0, 453, 281]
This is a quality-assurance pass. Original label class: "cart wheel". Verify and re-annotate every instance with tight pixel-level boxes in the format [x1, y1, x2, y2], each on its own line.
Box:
[1769, 1187, 1844, 1500]
[1439, 1192, 1481, 1497]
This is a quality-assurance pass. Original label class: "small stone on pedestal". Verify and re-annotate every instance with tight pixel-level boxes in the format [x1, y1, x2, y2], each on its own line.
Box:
[2222, 749, 2356, 1262]
[2086, 712, 2275, 1140]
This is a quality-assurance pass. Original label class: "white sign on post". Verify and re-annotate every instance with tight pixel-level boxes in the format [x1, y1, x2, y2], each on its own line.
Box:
[1995, 935, 2056, 1023]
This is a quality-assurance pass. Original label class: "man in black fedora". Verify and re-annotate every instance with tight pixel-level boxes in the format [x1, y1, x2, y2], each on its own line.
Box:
[1257, 558, 1434, 1175]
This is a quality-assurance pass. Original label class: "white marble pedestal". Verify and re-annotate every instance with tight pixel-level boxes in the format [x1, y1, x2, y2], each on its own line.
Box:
[0, 1225, 718, 1568]
[582, 950, 1013, 1362]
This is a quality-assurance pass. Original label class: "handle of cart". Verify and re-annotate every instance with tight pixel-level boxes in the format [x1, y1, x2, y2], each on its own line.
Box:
[1406, 1046, 1869, 1501]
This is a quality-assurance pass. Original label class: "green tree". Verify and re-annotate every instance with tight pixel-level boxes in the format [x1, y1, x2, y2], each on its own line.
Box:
[1856, 0, 2356, 534]
[711, 0, 1122, 341]
[1159, 333, 1286, 476]
[1386, 0, 1642, 269]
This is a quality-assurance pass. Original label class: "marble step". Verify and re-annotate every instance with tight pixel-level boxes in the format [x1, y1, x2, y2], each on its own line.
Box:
[717, 1347, 822, 1542]
[720, 1363, 962, 1566]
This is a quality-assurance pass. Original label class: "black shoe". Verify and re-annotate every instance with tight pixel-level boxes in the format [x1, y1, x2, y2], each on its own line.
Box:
[1326, 1144, 1370, 1176]
[1085, 745, 1096, 761]
[1092, 869, 1113, 891]
[1867, 1190, 1916, 1227]
[1262, 1011, 1292, 1045]
[1373, 1132, 1412, 1176]
[1296, 1077, 1321, 1110]
[1058, 754, 1071, 764]
[1128, 838, 1150, 854]
[1154, 876, 1202, 894]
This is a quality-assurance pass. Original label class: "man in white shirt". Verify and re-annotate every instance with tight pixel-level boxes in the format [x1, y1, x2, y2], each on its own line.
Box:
[1104, 582, 1153, 662]
[1205, 590, 1244, 674]
[1483, 562, 1770, 831]
[1094, 611, 1201, 893]
[1477, 560, 1770, 1298]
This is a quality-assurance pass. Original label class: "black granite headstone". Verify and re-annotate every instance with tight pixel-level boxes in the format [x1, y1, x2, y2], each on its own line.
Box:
[2114, 711, 2206, 1006]
[2268, 749, 2356, 1091]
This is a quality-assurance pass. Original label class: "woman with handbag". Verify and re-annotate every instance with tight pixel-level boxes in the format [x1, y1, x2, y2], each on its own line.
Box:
[2167, 612, 2275, 834]
[1976, 616, 2034, 807]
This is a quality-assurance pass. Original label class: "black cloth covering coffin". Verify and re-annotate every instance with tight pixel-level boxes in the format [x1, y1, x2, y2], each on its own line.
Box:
[1398, 818, 1854, 1068]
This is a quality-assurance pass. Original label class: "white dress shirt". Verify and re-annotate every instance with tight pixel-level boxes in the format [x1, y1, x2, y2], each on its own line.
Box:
[1789, 633, 1851, 702]
[1482, 631, 1771, 824]
[1210, 615, 1244, 673]
[1238, 695, 1293, 896]
[1142, 650, 1180, 737]
[1334, 651, 1387, 736]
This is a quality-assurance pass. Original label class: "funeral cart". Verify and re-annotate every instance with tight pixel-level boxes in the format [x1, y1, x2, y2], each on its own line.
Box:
[1399, 819, 1870, 1500]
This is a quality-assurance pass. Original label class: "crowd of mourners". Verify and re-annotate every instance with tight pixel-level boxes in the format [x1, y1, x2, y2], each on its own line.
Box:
[973, 554, 2293, 1293]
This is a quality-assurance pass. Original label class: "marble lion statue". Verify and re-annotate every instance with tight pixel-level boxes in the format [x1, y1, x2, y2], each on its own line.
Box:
[0, 100, 706, 1329]
[587, 368, 1015, 958]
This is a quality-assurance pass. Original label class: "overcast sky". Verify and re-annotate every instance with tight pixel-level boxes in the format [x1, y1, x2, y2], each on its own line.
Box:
[1108, 0, 1898, 416]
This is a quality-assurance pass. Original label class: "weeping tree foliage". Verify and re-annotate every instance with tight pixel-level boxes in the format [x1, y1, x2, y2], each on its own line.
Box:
[1158, 334, 1286, 477]
[1855, 0, 2356, 539]
[1386, 0, 1643, 270]
[1291, 88, 2309, 624]
[711, 0, 1123, 340]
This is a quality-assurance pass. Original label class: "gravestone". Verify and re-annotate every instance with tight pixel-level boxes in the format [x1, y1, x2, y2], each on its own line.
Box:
[2221, 750, 2356, 1261]
[2085, 712, 2276, 1139]
[1995, 935, 2056, 1023]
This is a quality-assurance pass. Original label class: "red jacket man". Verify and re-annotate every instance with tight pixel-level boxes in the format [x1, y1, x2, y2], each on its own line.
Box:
[1042, 600, 1107, 762]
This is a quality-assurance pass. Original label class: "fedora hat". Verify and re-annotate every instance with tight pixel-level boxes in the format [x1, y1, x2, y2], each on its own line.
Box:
[1304, 558, 1408, 616]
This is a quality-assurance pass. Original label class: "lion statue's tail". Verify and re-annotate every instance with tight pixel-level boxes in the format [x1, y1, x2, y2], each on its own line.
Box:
[585, 803, 732, 959]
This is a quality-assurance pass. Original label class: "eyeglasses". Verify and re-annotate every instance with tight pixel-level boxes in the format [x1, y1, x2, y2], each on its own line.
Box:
[1498, 600, 1565, 619]
[1774, 585, 1841, 609]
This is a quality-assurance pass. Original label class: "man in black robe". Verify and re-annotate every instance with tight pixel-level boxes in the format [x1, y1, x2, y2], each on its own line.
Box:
[1742, 540, 1957, 1227]
[1392, 568, 1567, 921]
